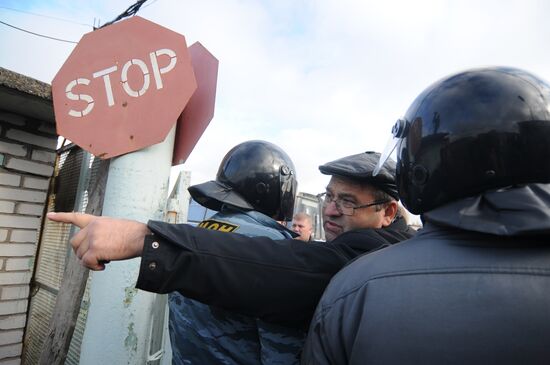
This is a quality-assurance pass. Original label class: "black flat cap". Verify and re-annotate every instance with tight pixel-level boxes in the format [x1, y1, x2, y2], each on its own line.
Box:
[319, 151, 399, 200]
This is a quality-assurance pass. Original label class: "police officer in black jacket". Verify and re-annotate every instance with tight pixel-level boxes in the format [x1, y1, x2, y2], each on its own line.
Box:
[302, 66, 550, 364]
[48, 152, 415, 328]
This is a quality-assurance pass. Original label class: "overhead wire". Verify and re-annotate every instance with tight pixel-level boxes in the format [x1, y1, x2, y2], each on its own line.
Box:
[98, 0, 149, 29]
[142, 0, 159, 9]
[0, 20, 78, 44]
[0, 6, 93, 27]
[0, 0, 153, 44]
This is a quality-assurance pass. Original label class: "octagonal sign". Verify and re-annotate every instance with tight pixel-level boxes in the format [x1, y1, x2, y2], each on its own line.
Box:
[172, 42, 219, 165]
[52, 16, 197, 158]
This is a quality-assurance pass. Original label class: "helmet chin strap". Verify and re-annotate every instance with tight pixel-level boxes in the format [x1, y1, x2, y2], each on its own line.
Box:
[373, 119, 408, 176]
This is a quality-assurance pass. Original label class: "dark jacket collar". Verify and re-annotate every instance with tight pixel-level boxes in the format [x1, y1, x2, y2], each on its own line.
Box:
[389, 214, 414, 233]
[423, 183, 550, 236]
[329, 214, 416, 247]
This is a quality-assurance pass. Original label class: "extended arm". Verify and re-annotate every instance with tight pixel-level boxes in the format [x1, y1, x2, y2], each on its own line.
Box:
[137, 220, 350, 325]
[47, 212, 402, 326]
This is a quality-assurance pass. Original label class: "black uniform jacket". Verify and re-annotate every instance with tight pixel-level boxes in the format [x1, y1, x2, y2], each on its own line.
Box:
[136, 216, 415, 327]
[302, 184, 550, 365]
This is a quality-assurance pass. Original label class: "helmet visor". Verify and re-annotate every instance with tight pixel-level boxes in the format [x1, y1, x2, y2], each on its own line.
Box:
[374, 119, 408, 176]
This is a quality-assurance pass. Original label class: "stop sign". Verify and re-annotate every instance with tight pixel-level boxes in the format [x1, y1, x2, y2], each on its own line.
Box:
[52, 16, 197, 159]
[172, 42, 219, 165]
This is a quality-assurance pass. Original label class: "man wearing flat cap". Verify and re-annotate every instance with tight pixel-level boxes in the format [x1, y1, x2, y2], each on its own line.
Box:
[319, 151, 410, 242]
[47, 152, 415, 353]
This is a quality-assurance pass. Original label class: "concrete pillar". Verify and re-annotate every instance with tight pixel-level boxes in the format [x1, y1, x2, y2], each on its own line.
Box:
[78, 126, 175, 365]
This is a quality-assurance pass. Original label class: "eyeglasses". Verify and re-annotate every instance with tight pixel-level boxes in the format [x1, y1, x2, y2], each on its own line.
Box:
[317, 192, 390, 216]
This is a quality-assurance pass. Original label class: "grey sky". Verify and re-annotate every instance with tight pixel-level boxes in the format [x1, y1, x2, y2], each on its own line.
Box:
[2, 0, 550, 196]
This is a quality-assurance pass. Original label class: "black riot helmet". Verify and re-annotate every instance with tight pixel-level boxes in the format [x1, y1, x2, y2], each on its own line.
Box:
[188, 140, 297, 221]
[376, 66, 550, 214]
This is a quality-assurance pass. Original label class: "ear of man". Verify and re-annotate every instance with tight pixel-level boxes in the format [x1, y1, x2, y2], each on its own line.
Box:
[381, 201, 398, 227]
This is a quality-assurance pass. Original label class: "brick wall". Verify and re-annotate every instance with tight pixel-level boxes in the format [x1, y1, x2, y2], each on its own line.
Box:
[0, 109, 56, 365]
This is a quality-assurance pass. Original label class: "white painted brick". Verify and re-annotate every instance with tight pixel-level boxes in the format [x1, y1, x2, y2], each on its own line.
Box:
[0, 230, 7, 242]
[0, 142, 26, 157]
[9, 230, 36, 243]
[0, 287, 29, 301]
[0, 112, 25, 127]
[0, 202, 14, 214]
[4, 158, 53, 177]
[5, 129, 56, 150]
[0, 214, 40, 229]
[0, 244, 36, 256]
[15, 203, 43, 216]
[0, 187, 47, 203]
[22, 177, 49, 190]
[0, 173, 20, 187]
[0, 315, 26, 330]
[0, 357, 21, 365]
[0, 342, 22, 359]
[0, 300, 27, 315]
[5, 258, 32, 272]
[0, 330, 23, 346]
[0, 273, 31, 286]
[31, 149, 56, 164]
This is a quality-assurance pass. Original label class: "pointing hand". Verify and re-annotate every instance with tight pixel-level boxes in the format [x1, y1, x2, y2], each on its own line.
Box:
[47, 212, 151, 270]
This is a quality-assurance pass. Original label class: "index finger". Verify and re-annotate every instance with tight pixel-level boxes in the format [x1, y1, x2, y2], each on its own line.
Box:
[47, 212, 96, 228]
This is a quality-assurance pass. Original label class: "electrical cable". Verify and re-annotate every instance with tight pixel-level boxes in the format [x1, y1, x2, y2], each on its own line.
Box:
[0, 0, 156, 44]
[98, 0, 149, 29]
[0, 19, 78, 43]
[0, 6, 93, 27]
[142, 0, 159, 9]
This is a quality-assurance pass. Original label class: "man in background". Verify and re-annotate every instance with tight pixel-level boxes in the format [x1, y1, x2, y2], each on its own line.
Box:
[291, 212, 313, 241]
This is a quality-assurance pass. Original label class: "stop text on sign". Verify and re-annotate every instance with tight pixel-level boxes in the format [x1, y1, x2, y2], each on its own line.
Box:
[65, 48, 177, 117]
